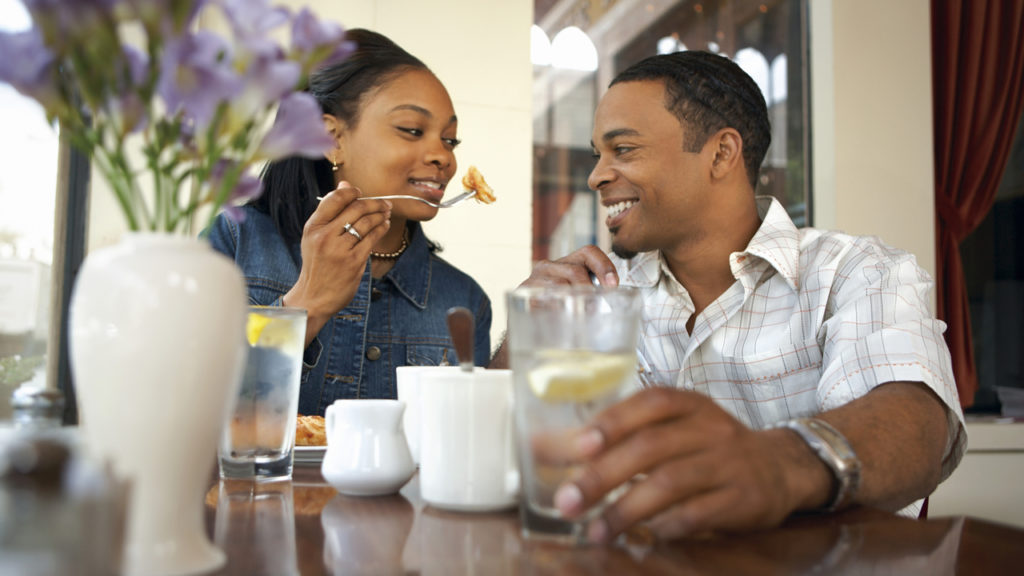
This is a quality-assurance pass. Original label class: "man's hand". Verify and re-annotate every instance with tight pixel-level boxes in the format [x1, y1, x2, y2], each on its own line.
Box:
[522, 245, 619, 288]
[548, 387, 829, 543]
[489, 245, 620, 369]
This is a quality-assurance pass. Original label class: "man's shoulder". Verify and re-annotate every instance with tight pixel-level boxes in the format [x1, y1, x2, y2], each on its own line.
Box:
[798, 228, 919, 268]
[795, 228, 929, 289]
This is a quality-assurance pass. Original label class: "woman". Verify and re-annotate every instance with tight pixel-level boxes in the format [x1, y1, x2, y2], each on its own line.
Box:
[208, 29, 492, 416]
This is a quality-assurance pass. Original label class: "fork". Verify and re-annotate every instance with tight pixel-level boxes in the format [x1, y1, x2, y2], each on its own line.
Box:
[316, 189, 478, 208]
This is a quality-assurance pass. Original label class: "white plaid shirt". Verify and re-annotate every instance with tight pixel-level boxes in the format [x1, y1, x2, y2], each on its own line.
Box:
[613, 197, 966, 516]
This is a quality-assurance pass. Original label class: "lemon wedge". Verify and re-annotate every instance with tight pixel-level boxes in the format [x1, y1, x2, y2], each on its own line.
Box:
[246, 313, 272, 346]
[527, 351, 634, 403]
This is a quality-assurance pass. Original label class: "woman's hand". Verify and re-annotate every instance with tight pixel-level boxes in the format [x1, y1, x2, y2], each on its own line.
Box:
[284, 182, 392, 346]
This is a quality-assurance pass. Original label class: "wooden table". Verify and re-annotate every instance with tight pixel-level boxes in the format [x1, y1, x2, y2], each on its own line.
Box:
[203, 466, 1024, 575]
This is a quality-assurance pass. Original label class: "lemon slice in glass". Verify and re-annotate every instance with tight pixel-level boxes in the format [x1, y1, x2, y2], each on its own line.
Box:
[246, 313, 272, 346]
[528, 351, 634, 403]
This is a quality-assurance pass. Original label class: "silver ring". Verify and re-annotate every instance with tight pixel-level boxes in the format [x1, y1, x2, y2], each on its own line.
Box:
[343, 223, 362, 241]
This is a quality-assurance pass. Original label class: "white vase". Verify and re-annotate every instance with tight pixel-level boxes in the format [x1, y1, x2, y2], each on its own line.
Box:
[69, 232, 248, 576]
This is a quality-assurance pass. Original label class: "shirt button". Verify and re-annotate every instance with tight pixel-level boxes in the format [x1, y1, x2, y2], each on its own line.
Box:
[371, 288, 383, 301]
[365, 346, 382, 361]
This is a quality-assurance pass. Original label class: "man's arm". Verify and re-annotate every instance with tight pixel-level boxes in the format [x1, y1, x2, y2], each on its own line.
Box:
[550, 379, 950, 543]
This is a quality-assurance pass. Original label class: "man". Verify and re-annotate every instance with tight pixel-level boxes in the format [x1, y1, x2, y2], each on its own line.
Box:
[491, 51, 965, 543]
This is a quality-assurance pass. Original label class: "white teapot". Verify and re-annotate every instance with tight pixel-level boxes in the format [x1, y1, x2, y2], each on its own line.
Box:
[321, 399, 415, 496]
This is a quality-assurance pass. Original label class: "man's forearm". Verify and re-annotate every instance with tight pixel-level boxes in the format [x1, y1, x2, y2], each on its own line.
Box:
[489, 334, 509, 369]
[811, 381, 950, 512]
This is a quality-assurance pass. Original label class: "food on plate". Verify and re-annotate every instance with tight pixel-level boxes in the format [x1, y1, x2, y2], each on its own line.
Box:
[461, 165, 496, 204]
[295, 414, 327, 446]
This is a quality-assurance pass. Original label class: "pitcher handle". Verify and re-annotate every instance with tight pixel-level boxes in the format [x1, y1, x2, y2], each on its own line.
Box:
[325, 403, 336, 446]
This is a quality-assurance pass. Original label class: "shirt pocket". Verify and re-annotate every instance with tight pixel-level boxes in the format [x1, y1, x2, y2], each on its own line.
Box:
[406, 345, 454, 367]
[245, 276, 293, 306]
[720, 339, 823, 426]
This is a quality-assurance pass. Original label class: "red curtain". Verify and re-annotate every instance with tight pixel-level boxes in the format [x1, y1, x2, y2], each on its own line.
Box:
[932, 0, 1024, 407]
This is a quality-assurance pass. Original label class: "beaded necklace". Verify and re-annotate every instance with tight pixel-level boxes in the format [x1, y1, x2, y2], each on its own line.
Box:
[370, 229, 408, 260]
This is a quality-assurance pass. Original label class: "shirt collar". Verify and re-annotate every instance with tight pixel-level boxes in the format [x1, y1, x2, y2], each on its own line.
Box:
[736, 196, 801, 291]
[614, 196, 800, 292]
[380, 222, 432, 309]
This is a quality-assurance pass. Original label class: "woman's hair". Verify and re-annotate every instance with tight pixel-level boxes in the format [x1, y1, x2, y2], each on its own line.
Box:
[611, 50, 771, 190]
[252, 29, 430, 244]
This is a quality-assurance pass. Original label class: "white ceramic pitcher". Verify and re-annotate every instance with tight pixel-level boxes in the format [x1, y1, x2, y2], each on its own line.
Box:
[321, 399, 415, 497]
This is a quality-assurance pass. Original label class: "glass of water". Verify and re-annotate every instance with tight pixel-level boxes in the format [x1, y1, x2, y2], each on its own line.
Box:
[218, 306, 306, 481]
[507, 286, 641, 544]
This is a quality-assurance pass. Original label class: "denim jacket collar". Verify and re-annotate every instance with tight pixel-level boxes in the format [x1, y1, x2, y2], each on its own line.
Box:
[380, 222, 432, 310]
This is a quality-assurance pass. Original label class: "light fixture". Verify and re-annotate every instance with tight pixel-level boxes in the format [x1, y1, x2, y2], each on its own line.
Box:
[530, 24, 551, 66]
[550, 26, 598, 72]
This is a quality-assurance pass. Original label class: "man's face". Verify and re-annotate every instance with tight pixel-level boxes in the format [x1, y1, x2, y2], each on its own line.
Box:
[588, 80, 712, 259]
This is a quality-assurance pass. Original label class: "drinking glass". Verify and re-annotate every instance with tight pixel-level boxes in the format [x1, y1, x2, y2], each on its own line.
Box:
[507, 286, 641, 544]
[218, 306, 307, 481]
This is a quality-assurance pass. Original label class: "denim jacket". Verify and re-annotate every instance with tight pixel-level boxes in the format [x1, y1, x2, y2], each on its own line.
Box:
[207, 206, 492, 416]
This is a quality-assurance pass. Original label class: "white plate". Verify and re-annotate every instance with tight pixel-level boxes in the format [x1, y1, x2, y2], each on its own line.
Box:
[294, 446, 326, 466]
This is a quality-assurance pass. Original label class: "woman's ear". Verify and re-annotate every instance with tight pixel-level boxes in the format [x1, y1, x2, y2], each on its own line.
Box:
[322, 114, 346, 166]
[709, 128, 743, 181]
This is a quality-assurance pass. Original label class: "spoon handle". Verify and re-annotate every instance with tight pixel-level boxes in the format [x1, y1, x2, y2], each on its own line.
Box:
[446, 307, 475, 372]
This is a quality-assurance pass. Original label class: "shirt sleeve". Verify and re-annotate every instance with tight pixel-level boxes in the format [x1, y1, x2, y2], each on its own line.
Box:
[816, 236, 967, 482]
[204, 212, 239, 259]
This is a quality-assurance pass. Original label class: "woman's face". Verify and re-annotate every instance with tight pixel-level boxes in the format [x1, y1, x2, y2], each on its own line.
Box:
[333, 68, 459, 222]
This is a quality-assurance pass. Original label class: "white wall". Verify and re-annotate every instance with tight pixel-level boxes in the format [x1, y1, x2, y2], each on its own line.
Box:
[812, 0, 937, 283]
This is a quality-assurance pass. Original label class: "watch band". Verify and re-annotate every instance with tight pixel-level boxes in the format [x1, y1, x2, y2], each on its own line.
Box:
[775, 418, 861, 511]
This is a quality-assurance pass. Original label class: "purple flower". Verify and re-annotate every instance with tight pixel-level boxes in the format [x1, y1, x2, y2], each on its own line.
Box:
[122, 0, 206, 35]
[257, 92, 334, 160]
[0, 29, 59, 109]
[210, 160, 263, 221]
[290, 8, 353, 67]
[217, 0, 289, 40]
[157, 31, 242, 126]
[229, 38, 300, 120]
[22, 0, 119, 51]
[290, 8, 343, 53]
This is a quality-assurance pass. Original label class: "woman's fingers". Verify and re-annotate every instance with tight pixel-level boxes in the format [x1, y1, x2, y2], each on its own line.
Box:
[306, 182, 361, 229]
[343, 209, 392, 252]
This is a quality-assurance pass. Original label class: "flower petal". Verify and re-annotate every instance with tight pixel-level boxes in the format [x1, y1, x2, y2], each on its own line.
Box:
[257, 92, 333, 160]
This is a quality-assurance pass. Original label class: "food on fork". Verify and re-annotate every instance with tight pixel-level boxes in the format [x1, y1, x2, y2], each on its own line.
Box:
[295, 414, 327, 446]
[461, 165, 496, 204]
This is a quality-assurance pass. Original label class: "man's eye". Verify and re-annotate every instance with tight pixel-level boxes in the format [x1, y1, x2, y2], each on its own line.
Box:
[615, 146, 635, 155]
[590, 149, 600, 159]
[443, 137, 462, 148]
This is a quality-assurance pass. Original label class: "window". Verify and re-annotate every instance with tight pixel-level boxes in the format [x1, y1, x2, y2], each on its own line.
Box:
[0, 0, 60, 418]
[960, 110, 1024, 414]
[532, 0, 808, 261]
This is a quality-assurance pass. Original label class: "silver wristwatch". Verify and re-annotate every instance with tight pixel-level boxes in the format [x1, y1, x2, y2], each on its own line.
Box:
[775, 418, 861, 511]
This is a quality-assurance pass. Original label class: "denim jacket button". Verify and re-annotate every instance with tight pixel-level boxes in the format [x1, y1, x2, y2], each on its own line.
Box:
[371, 288, 383, 301]
[366, 346, 382, 361]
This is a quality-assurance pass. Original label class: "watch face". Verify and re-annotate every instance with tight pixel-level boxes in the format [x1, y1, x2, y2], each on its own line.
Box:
[779, 418, 861, 511]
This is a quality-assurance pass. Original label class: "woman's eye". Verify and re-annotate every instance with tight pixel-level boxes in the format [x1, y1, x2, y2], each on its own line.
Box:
[399, 127, 423, 137]
[443, 137, 462, 148]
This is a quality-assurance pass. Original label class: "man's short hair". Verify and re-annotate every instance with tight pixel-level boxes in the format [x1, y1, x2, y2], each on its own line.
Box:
[610, 50, 771, 190]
